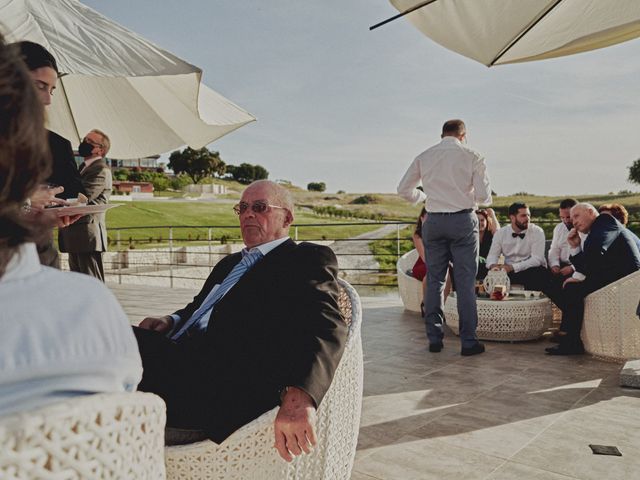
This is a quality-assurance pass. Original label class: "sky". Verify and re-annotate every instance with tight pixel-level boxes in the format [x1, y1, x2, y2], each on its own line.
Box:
[81, 0, 640, 196]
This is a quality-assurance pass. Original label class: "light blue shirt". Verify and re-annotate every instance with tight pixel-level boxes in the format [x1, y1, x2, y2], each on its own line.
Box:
[0, 243, 142, 418]
[169, 236, 291, 335]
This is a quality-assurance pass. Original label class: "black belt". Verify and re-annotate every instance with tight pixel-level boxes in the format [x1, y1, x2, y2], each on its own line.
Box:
[427, 209, 473, 215]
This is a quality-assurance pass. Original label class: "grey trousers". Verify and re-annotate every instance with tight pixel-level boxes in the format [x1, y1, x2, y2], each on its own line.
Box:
[68, 251, 105, 282]
[423, 211, 479, 348]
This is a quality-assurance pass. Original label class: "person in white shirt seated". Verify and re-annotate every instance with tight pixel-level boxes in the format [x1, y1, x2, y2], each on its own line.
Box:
[548, 198, 578, 282]
[0, 35, 142, 418]
[486, 202, 549, 291]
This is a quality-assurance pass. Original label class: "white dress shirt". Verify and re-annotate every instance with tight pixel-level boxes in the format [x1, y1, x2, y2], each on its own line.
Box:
[0, 243, 142, 418]
[486, 224, 547, 273]
[548, 222, 572, 267]
[397, 136, 492, 211]
[169, 236, 291, 332]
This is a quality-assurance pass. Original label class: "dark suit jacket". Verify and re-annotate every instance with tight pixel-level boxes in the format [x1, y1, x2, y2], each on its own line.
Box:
[58, 159, 112, 253]
[570, 214, 640, 288]
[173, 239, 347, 442]
[46, 130, 85, 199]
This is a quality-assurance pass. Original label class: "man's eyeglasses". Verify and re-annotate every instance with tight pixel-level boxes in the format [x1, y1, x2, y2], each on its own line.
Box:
[233, 200, 287, 215]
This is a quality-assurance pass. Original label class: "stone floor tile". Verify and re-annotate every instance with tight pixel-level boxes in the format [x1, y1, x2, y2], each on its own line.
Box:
[484, 461, 580, 479]
[354, 436, 505, 480]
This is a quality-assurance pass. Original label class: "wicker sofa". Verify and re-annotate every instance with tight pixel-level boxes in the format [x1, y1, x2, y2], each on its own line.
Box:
[397, 249, 423, 313]
[582, 270, 640, 362]
[0, 392, 166, 479]
[164, 278, 364, 480]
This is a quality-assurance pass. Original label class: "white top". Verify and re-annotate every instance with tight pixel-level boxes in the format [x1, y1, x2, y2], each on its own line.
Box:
[548, 222, 572, 267]
[0, 243, 142, 418]
[397, 136, 492, 212]
[486, 224, 547, 273]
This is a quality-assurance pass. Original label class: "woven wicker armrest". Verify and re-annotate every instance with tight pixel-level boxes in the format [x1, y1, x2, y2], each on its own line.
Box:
[582, 270, 640, 362]
[0, 392, 166, 479]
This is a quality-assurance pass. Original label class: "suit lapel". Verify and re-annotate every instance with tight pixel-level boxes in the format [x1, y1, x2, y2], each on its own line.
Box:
[214, 239, 296, 307]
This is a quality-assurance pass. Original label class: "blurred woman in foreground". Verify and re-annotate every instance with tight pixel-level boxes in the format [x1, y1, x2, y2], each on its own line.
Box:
[0, 33, 141, 416]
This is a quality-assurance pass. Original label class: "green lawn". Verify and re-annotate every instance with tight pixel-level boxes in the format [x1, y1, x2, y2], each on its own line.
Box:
[105, 200, 386, 249]
[104, 188, 640, 250]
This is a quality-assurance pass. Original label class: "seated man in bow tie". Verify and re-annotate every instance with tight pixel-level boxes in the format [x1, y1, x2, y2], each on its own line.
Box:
[133, 180, 347, 462]
[486, 202, 548, 291]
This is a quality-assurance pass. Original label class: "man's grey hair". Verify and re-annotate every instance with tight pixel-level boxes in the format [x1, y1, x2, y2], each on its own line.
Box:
[571, 202, 598, 215]
[246, 180, 294, 213]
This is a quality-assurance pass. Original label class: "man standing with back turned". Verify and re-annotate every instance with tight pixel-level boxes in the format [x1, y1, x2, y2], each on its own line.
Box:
[398, 119, 492, 355]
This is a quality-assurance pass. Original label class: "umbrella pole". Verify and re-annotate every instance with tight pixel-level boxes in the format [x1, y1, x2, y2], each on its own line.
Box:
[369, 0, 439, 31]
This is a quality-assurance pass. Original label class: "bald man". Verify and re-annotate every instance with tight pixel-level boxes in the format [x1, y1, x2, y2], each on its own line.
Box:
[545, 203, 640, 355]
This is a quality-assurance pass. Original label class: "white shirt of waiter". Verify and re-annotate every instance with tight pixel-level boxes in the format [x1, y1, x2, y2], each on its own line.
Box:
[486, 224, 547, 273]
[397, 136, 492, 212]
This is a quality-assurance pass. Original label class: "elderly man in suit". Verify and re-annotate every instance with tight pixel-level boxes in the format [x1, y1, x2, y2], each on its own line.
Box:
[134, 180, 347, 462]
[58, 129, 112, 281]
[546, 203, 640, 355]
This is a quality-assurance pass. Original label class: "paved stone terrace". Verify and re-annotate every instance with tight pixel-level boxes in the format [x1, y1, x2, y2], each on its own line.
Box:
[110, 283, 640, 480]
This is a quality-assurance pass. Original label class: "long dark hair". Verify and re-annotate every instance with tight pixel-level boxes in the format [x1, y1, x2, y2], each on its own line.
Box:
[0, 34, 51, 277]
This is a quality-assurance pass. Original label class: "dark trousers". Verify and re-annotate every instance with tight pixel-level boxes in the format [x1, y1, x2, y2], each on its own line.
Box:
[545, 279, 602, 348]
[423, 212, 479, 348]
[133, 327, 211, 430]
[133, 327, 280, 443]
[509, 266, 549, 291]
[68, 251, 105, 281]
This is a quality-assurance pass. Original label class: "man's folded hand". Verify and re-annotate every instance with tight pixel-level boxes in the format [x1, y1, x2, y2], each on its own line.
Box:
[139, 315, 173, 333]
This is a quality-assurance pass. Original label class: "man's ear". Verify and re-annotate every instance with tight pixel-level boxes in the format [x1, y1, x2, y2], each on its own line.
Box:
[284, 211, 294, 227]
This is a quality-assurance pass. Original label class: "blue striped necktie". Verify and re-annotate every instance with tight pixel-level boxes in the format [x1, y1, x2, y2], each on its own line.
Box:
[172, 249, 264, 340]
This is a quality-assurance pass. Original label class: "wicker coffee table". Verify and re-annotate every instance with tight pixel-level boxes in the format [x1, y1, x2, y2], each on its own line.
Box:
[444, 292, 553, 341]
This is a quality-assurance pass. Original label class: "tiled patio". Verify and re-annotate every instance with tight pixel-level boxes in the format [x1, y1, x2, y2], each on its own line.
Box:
[110, 283, 640, 480]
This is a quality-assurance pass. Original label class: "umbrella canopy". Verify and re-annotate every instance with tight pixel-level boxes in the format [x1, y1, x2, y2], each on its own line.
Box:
[1, 0, 255, 158]
[384, 0, 640, 66]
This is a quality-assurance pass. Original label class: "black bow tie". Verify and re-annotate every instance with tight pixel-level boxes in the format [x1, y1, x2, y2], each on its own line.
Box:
[512, 233, 525, 239]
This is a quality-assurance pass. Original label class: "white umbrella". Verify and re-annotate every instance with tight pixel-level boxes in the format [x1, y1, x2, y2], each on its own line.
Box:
[1, 0, 255, 158]
[373, 0, 640, 67]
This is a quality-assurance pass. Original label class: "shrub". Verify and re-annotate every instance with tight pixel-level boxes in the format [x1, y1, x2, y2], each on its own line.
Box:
[351, 194, 378, 205]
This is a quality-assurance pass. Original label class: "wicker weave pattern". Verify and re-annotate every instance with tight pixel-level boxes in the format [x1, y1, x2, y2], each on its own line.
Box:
[397, 249, 423, 313]
[445, 295, 553, 341]
[164, 279, 363, 480]
[0, 392, 166, 479]
[582, 270, 640, 362]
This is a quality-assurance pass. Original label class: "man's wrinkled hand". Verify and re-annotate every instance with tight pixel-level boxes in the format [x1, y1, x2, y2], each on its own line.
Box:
[139, 315, 173, 333]
[567, 228, 580, 248]
[550, 266, 561, 275]
[274, 387, 317, 462]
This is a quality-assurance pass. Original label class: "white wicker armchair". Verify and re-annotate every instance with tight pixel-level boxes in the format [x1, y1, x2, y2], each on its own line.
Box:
[0, 392, 166, 479]
[164, 278, 364, 480]
[582, 270, 640, 362]
[397, 249, 422, 313]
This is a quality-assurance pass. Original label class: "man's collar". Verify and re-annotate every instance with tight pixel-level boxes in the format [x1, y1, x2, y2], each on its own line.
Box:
[82, 156, 103, 169]
[441, 136, 461, 145]
[243, 236, 290, 257]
